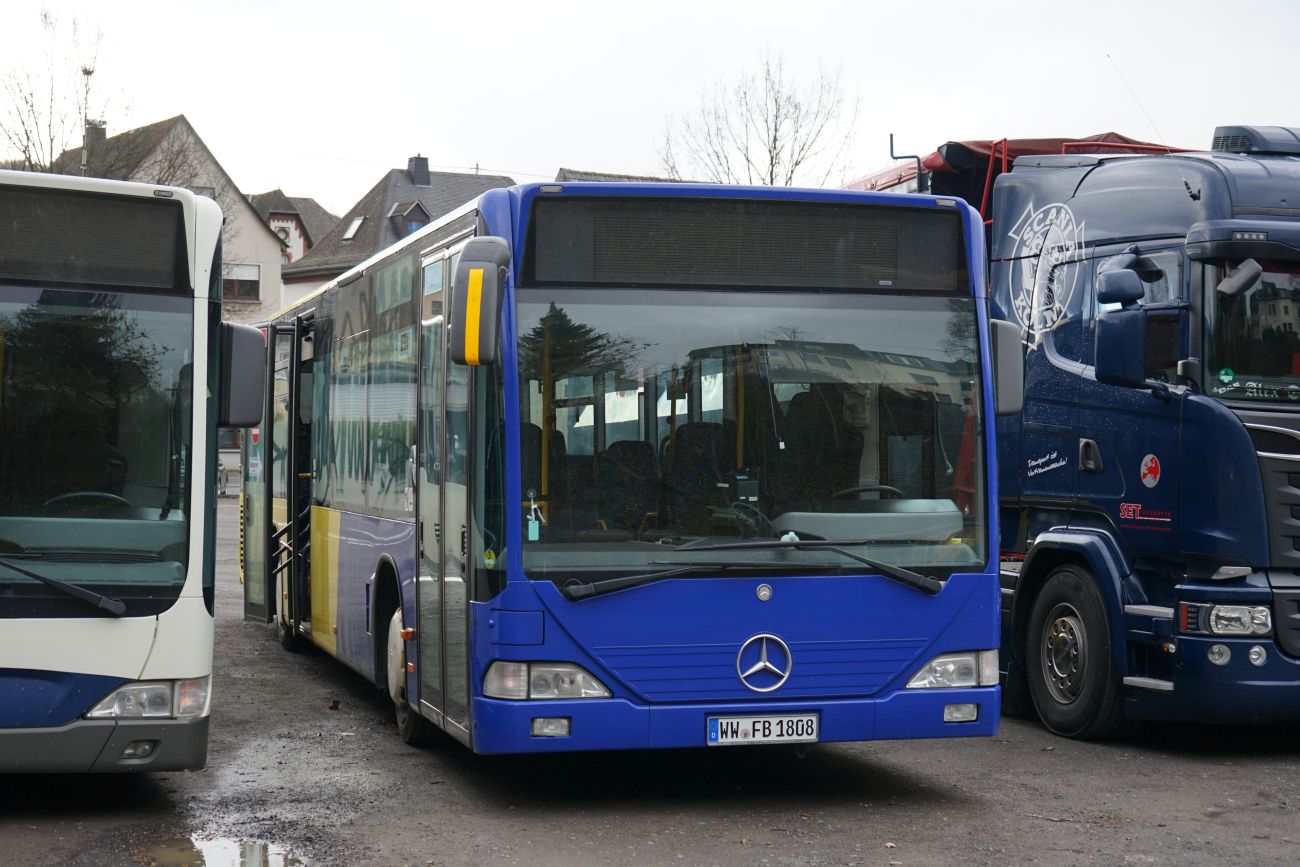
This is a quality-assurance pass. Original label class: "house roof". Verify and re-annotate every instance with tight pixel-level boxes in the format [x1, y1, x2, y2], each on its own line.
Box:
[248, 189, 340, 248]
[51, 115, 182, 179]
[283, 164, 514, 279]
[50, 114, 282, 248]
[555, 167, 680, 183]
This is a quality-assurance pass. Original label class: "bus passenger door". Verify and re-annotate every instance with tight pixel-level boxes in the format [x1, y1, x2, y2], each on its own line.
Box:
[416, 255, 446, 725]
[255, 320, 313, 636]
[242, 328, 274, 623]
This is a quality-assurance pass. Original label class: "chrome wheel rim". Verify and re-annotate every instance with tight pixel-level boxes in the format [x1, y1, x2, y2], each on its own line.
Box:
[1041, 602, 1086, 705]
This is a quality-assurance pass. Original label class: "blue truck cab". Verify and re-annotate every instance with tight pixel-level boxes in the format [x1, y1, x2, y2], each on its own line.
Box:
[986, 126, 1300, 736]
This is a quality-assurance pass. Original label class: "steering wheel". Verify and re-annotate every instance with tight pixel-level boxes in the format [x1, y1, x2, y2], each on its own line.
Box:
[42, 491, 133, 509]
[831, 484, 904, 499]
[729, 500, 778, 536]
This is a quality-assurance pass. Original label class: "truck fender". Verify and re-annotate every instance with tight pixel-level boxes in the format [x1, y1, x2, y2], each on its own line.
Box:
[1012, 528, 1131, 682]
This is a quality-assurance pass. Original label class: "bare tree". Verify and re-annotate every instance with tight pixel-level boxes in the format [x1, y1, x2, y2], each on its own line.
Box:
[0, 9, 105, 172]
[660, 52, 858, 187]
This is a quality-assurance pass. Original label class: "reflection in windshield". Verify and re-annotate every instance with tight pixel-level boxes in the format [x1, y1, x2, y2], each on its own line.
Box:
[515, 289, 984, 579]
[1206, 260, 1300, 402]
[0, 286, 193, 614]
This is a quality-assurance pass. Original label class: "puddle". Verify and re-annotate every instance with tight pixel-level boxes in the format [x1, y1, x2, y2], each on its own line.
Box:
[141, 835, 302, 867]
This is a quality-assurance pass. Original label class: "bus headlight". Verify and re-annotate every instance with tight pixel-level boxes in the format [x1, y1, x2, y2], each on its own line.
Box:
[86, 676, 211, 719]
[1180, 603, 1272, 636]
[906, 650, 998, 689]
[483, 662, 610, 700]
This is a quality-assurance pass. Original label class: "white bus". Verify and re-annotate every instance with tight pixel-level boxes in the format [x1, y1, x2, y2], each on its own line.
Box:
[0, 170, 263, 772]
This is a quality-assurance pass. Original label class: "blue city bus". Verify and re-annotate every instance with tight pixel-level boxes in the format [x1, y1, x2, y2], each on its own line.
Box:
[241, 182, 1021, 753]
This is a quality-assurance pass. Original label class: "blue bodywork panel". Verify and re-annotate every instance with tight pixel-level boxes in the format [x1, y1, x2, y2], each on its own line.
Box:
[0, 668, 126, 728]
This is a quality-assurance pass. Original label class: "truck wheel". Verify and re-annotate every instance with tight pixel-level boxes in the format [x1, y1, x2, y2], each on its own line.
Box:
[387, 608, 433, 746]
[1025, 565, 1126, 739]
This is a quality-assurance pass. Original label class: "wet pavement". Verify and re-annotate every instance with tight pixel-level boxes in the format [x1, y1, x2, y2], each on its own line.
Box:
[1, 498, 1297, 865]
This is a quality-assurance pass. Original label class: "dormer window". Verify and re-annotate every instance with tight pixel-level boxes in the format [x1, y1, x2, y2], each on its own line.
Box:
[388, 201, 430, 238]
[343, 216, 365, 241]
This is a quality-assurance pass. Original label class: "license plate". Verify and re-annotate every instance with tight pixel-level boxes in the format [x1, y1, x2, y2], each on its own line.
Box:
[706, 713, 819, 746]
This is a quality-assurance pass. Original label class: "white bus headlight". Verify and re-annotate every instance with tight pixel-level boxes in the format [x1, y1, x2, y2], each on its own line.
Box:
[87, 682, 174, 719]
[86, 676, 212, 720]
[907, 650, 999, 689]
[483, 661, 610, 700]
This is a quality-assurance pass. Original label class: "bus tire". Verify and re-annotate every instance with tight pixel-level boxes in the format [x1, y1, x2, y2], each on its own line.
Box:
[1024, 565, 1127, 739]
[278, 614, 307, 652]
[387, 608, 433, 746]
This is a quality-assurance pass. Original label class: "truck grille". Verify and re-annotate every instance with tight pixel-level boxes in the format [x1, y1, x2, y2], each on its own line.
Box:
[1246, 424, 1300, 569]
[1274, 588, 1300, 658]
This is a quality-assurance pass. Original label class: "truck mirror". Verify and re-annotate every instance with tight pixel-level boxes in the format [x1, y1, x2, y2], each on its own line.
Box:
[1095, 306, 1149, 389]
[450, 237, 511, 366]
[1215, 258, 1263, 296]
[1097, 268, 1145, 306]
[990, 319, 1024, 416]
[218, 322, 266, 428]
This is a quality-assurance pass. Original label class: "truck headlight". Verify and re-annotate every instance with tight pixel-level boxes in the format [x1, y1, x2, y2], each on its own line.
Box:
[483, 662, 610, 700]
[1180, 603, 1271, 636]
[907, 650, 998, 689]
[85, 677, 211, 720]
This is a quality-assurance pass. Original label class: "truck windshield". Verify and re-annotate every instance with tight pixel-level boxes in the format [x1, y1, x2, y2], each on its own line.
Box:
[1205, 259, 1300, 402]
[515, 289, 985, 582]
[0, 285, 193, 618]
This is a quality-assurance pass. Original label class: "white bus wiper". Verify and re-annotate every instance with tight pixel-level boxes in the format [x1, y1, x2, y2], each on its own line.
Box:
[562, 561, 811, 600]
[672, 539, 944, 595]
[0, 556, 128, 616]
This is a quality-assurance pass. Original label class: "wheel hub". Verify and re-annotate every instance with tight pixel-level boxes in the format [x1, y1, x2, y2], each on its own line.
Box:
[1042, 603, 1086, 705]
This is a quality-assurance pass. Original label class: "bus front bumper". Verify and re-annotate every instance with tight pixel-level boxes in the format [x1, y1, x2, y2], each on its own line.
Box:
[0, 716, 209, 773]
[470, 687, 999, 754]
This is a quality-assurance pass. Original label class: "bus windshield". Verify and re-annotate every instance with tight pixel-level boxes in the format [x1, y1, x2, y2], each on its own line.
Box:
[1205, 259, 1300, 402]
[0, 285, 193, 617]
[516, 289, 984, 581]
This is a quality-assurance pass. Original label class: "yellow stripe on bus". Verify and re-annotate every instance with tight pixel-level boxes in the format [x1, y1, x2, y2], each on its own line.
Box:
[465, 267, 483, 365]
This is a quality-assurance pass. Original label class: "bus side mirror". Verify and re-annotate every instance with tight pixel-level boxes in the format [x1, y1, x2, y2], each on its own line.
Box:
[450, 237, 511, 366]
[219, 322, 266, 428]
[990, 319, 1024, 416]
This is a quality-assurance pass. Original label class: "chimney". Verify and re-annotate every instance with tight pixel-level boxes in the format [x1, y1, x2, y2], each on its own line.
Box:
[408, 154, 430, 187]
[86, 120, 107, 149]
[81, 120, 106, 175]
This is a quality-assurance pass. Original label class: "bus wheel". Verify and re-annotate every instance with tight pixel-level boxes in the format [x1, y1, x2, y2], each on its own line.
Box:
[1024, 565, 1126, 739]
[277, 613, 306, 652]
[386, 608, 433, 746]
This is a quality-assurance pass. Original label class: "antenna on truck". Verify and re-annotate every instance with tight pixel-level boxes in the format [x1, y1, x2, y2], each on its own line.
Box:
[1106, 54, 1198, 200]
[890, 134, 929, 193]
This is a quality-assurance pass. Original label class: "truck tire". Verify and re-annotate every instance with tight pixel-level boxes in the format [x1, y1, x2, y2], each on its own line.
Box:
[1025, 565, 1126, 739]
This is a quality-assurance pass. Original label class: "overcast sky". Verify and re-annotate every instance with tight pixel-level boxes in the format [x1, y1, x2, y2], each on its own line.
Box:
[3, 0, 1297, 216]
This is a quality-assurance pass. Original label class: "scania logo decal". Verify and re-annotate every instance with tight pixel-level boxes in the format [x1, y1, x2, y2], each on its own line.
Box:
[1007, 201, 1086, 339]
[736, 634, 792, 693]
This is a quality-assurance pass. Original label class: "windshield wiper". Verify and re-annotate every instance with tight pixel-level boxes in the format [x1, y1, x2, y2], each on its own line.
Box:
[0, 556, 128, 616]
[672, 539, 943, 595]
[563, 561, 806, 600]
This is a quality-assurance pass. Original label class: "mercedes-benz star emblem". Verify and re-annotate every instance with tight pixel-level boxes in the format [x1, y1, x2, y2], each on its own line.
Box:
[736, 634, 792, 693]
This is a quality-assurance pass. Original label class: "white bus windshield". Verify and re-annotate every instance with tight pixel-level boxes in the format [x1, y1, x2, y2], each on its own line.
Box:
[0, 285, 193, 617]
